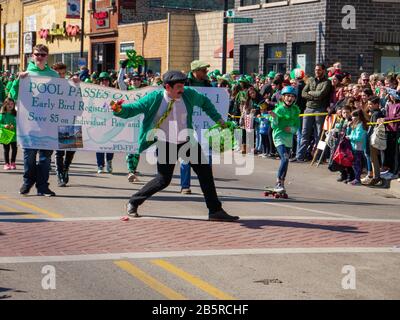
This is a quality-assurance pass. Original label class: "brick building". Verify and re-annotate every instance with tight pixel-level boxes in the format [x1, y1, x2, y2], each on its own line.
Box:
[234, 0, 400, 77]
[89, 0, 235, 73]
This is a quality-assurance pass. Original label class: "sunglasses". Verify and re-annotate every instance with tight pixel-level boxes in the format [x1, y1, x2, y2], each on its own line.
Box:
[33, 53, 47, 57]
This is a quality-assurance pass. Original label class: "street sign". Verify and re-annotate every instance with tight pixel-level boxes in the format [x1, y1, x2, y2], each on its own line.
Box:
[225, 17, 253, 24]
[226, 9, 235, 18]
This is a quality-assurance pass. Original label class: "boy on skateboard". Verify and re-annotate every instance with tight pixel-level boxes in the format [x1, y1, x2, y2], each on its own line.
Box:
[269, 86, 300, 194]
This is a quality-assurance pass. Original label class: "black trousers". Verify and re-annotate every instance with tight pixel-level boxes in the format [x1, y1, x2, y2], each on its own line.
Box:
[55, 150, 76, 172]
[129, 141, 222, 213]
[3, 142, 17, 163]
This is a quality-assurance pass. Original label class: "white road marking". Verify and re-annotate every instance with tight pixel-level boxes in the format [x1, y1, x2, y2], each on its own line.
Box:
[0, 247, 399, 264]
[2, 215, 400, 223]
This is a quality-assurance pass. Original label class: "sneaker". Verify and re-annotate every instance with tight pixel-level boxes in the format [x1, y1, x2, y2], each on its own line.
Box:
[273, 183, 285, 193]
[19, 185, 31, 195]
[128, 173, 140, 183]
[181, 188, 192, 195]
[97, 166, 104, 174]
[126, 202, 140, 218]
[261, 153, 268, 158]
[106, 161, 113, 173]
[381, 172, 397, 180]
[37, 189, 56, 197]
[368, 178, 384, 186]
[361, 176, 373, 185]
[209, 209, 239, 222]
[337, 175, 347, 182]
[10, 163, 16, 170]
[349, 179, 361, 186]
[3, 163, 11, 170]
[380, 169, 389, 175]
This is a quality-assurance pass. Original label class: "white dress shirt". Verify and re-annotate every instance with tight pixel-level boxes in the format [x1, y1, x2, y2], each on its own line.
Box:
[156, 91, 189, 144]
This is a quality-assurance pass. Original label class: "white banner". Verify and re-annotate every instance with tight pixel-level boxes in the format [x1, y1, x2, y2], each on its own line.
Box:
[16, 76, 229, 153]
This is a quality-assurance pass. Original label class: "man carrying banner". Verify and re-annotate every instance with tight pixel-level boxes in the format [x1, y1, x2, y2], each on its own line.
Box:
[111, 70, 239, 222]
[9, 44, 59, 196]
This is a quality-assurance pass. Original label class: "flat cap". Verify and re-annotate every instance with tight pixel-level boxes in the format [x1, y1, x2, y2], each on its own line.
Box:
[162, 70, 188, 84]
[191, 60, 210, 71]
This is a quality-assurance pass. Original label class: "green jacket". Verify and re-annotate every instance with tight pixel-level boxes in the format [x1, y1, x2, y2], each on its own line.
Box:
[113, 87, 222, 153]
[186, 72, 212, 87]
[269, 101, 300, 148]
[302, 76, 332, 110]
[0, 112, 17, 143]
[9, 61, 59, 101]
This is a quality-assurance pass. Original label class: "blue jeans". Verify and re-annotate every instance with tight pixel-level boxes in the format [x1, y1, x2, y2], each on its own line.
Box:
[255, 127, 261, 151]
[23, 149, 53, 192]
[276, 145, 291, 181]
[96, 153, 114, 167]
[295, 118, 303, 159]
[297, 108, 325, 160]
[180, 162, 191, 189]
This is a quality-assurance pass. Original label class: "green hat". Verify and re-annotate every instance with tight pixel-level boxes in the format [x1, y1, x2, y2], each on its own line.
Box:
[238, 76, 249, 83]
[84, 78, 92, 83]
[191, 60, 210, 71]
[230, 70, 240, 76]
[98, 71, 111, 81]
[245, 75, 253, 83]
[213, 69, 222, 77]
[267, 71, 276, 79]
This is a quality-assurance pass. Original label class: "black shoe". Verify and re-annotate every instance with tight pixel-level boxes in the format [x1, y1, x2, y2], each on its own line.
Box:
[19, 185, 31, 195]
[126, 202, 140, 218]
[63, 169, 69, 184]
[57, 172, 66, 187]
[209, 209, 239, 222]
[37, 189, 56, 197]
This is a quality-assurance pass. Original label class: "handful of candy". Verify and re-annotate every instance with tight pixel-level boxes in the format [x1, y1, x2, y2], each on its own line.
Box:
[110, 99, 124, 113]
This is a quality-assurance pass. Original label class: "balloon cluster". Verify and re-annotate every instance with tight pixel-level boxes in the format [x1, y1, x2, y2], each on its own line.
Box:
[125, 50, 145, 69]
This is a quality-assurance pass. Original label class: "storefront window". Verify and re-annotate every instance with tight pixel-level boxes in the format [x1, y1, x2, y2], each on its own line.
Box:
[144, 59, 161, 74]
[240, 45, 259, 74]
[48, 52, 88, 73]
[292, 42, 316, 75]
[264, 44, 286, 74]
[374, 44, 400, 74]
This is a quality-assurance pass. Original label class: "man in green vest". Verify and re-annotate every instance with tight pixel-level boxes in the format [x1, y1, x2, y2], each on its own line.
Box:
[111, 70, 239, 222]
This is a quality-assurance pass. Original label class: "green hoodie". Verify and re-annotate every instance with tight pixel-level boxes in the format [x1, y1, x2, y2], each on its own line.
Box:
[114, 87, 222, 153]
[8, 61, 59, 101]
[269, 101, 300, 148]
[0, 112, 17, 143]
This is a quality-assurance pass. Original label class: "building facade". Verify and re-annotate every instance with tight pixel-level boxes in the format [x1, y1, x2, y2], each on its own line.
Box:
[234, 0, 400, 77]
[0, 0, 90, 73]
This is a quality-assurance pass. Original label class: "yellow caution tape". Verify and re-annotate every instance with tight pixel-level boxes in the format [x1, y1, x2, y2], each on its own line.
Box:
[367, 119, 400, 126]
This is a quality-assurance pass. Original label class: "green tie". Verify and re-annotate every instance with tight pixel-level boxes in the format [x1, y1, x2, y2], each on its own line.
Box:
[149, 99, 175, 141]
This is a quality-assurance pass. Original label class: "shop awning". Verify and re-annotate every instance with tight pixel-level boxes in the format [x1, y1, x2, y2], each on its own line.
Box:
[214, 38, 234, 59]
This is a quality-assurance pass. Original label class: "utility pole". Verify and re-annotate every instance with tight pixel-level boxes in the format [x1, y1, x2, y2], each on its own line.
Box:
[80, 0, 86, 60]
[222, 0, 228, 74]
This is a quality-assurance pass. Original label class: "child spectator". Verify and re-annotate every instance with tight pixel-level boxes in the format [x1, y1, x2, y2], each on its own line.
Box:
[0, 98, 17, 170]
[255, 104, 271, 157]
[346, 109, 368, 185]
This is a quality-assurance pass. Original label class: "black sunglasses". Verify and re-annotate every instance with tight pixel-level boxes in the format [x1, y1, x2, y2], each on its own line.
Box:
[33, 53, 47, 57]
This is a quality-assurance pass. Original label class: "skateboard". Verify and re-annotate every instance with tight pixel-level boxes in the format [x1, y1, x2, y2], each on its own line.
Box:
[264, 187, 289, 199]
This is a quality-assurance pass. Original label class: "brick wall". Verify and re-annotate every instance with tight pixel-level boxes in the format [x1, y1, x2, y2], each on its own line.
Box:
[168, 14, 195, 72]
[325, 0, 400, 77]
[194, 11, 234, 72]
[117, 19, 168, 72]
[233, 0, 328, 74]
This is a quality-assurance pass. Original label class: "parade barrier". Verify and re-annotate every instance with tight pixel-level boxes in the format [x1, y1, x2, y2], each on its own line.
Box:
[16, 76, 229, 152]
